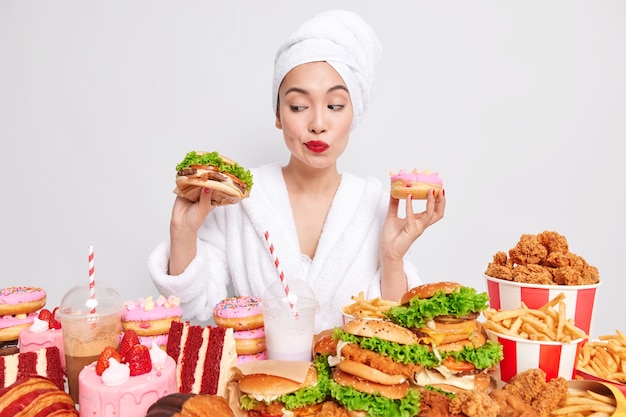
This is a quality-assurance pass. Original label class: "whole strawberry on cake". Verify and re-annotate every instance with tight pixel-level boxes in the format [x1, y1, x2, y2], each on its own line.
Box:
[78, 329, 177, 417]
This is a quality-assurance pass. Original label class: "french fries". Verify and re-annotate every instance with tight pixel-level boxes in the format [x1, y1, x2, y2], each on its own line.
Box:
[341, 292, 398, 319]
[551, 387, 617, 416]
[577, 329, 626, 384]
[483, 293, 588, 343]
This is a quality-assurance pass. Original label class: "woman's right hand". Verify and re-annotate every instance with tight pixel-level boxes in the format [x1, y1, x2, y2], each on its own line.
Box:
[168, 188, 215, 275]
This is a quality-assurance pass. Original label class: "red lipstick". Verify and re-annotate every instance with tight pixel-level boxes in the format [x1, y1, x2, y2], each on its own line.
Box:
[304, 140, 329, 153]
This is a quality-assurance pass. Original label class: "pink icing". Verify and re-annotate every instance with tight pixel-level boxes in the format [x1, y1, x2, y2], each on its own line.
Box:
[117, 333, 169, 348]
[213, 296, 262, 319]
[390, 169, 443, 184]
[237, 351, 267, 364]
[121, 295, 182, 321]
[18, 326, 66, 369]
[0, 312, 37, 329]
[0, 287, 46, 304]
[78, 355, 177, 417]
[234, 327, 265, 340]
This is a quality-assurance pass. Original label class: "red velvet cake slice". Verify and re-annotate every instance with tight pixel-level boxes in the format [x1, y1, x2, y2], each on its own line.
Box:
[0, 346, 64, 390]
[166, 321, 237, 397]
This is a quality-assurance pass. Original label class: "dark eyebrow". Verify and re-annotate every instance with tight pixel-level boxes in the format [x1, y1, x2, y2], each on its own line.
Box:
[284, 84, 349, 97]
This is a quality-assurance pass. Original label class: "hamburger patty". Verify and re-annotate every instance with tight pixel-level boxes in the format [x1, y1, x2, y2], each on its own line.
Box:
[341, 343, 423, 378]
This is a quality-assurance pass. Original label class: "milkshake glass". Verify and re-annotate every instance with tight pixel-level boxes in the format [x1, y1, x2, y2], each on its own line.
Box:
[261, 279, 318, 361]
[56, 283, 122, 404]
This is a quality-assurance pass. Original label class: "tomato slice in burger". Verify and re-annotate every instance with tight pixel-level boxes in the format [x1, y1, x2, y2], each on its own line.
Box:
[442, 356, 475, 372]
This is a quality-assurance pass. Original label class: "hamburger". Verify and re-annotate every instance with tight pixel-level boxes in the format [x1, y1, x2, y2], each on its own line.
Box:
[326, 319, 422, 417]
[174, 151, 253, 205]
[384, 282, 503, 393]
[238, 358, 330, 417]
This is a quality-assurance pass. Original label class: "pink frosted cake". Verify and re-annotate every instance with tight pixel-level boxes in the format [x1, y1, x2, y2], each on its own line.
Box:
[18, 316, 65, 369]
[78, 342, 177, 417]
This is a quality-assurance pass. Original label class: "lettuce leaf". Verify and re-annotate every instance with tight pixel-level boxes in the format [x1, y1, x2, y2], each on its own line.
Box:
[330, 381, 420, 417]
[175, 150, 253, 189]
[334, 329, 502, 370]
[278, 355, 332, 410]
[385, 287, 489, 329]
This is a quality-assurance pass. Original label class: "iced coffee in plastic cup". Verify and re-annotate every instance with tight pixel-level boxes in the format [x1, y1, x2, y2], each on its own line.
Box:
[57, 283, 122, 404]
[261, 279, 318, 361]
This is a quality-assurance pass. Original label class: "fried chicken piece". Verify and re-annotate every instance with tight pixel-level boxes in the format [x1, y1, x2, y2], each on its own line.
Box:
[419, 389, 457, 417]
[581, 264, 600, 285]
[449, 390, 499, 417]
[537, 231, 569, 254]
[485, 252, 514, 280]
[531, 376, 568, 417]
[340, 343, 423, 378]
[486, 264, 514, 281]
[490, 389, 538, 417]
[503, 369, 568, 417]
[504, 369, 546, 404]
[316, 401, 358, 417]
[553, 266, 586, 286]
[508, 234, 548, 265]
[512, 265, 554, 285]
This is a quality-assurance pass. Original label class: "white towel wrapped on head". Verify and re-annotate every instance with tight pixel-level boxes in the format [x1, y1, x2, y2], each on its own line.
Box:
[272, 10, 383, 130]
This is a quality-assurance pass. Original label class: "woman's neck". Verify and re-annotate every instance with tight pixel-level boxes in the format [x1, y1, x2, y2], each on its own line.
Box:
[282, 159, 341, 194]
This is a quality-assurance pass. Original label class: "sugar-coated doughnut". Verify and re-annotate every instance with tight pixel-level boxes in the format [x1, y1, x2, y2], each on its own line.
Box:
[0, 287, 46, 316]
[121, 295, 183, 337]
[0, 312, 37, 342]
[390, 169, 443, 200]
[237, 350, 267, 365]
[233, 327, 266, 355]
[213, 296, 264, 331]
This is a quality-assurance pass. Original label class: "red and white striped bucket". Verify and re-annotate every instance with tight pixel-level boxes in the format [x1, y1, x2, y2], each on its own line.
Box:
[484, 274, 600, 335]
[486, 329, 584, 387]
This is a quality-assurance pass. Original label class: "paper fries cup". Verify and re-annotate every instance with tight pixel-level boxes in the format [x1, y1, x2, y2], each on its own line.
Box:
[487, 329, 584, 387]
[484, 274, 600, 335]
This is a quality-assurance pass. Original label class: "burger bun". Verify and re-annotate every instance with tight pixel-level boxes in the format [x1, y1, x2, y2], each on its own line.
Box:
[238, 366, 317, 396]
[400, 282, 462, 305]
[333, 369, 409, 400]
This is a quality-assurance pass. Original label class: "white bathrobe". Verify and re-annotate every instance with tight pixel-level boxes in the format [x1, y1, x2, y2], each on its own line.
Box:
[149, 163, 421, 332]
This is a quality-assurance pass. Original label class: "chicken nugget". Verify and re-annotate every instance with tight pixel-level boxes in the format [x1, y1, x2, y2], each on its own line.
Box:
[537, 231, 569, 254]
[509, 234, 548, 265]
[512, 265, 554, 285]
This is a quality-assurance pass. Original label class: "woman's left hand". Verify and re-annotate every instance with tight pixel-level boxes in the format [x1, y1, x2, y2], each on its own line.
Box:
[381, 189, 446, 260]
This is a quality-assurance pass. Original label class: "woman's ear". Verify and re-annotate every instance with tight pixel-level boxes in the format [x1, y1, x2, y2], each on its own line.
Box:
[275, 109, 282, 129]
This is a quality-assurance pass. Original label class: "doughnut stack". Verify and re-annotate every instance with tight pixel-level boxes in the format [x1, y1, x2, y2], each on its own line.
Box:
[213, 296, 267, 364]
[121, 295, 183, 349]
[0, 286, 46, 356]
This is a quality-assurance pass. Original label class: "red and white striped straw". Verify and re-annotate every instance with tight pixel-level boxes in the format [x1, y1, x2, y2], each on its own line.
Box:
[263, 231, 295, 310]
[88, 245, 96, 314]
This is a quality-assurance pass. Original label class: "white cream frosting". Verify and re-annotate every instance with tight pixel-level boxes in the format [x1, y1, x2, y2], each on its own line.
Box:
[101, 358, 130, 386]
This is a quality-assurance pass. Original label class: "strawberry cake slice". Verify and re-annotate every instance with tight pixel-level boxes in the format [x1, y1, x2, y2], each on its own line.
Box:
[78, 330, 177, 417]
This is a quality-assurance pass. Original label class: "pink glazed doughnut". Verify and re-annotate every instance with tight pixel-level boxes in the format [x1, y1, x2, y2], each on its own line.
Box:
[121, 295, 182, 337]
[237, 350, 267, 364]
[234, 327, 266, 355]
[0, 287, 46, 316]
[0, 312, 37, 342]
[213, 296, 264, 331]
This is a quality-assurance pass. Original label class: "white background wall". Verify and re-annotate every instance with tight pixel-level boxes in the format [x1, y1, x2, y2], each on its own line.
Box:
[1, 1, 624, 337]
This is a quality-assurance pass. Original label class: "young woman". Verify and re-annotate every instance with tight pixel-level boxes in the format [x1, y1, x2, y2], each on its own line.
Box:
[149, 10, 446, 332]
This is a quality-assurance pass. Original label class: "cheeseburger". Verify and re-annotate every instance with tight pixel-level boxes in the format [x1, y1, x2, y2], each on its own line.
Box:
[174, 151, 253, 205]
[238, 359, 330, 417]
[327, 319, 421, 417]
[385, 282, 503, 393]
